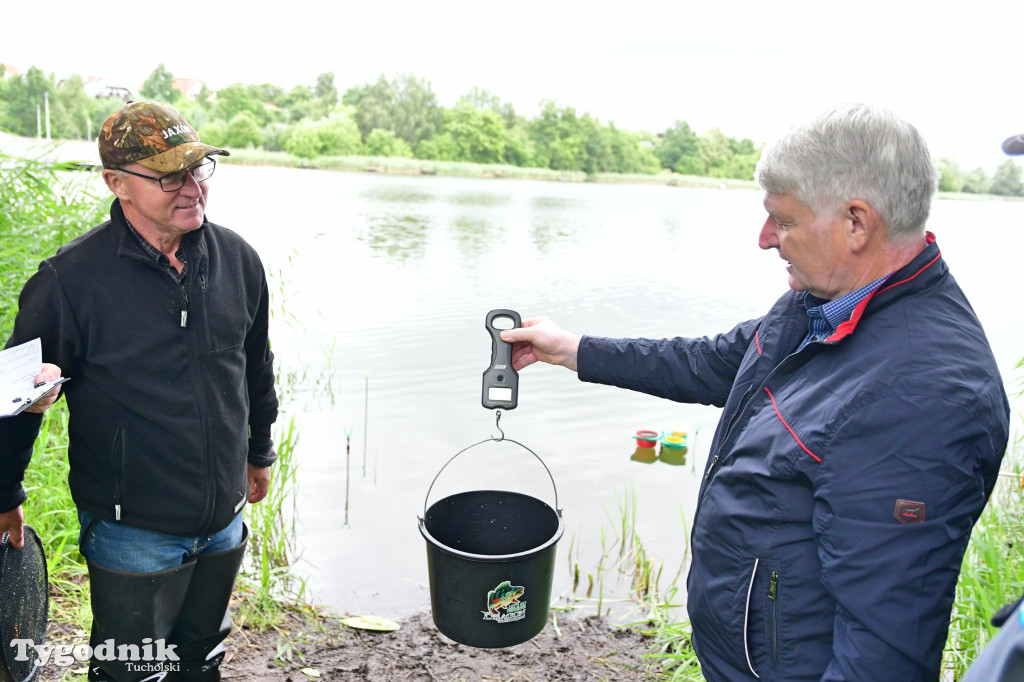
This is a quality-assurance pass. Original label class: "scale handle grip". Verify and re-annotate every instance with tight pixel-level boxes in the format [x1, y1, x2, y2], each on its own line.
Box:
[482, 309, 520, 410]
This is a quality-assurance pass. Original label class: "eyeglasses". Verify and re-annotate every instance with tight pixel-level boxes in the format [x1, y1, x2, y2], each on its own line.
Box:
[118, 157, 217, 192]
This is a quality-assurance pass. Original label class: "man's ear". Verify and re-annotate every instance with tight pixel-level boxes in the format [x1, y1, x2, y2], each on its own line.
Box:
[102, 169, 128, 200]
[844, 199, 880, 253]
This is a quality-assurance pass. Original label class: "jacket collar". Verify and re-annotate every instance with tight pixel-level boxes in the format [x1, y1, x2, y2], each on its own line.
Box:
[110, 198, 208, 261]
[824, 232, 942, 344]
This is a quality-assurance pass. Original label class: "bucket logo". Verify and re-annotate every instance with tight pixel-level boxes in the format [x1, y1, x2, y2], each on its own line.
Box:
[483, 580, 526, 623]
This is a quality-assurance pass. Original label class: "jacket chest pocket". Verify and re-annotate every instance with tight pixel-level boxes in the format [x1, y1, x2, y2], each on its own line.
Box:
[193, 274, 252, 354]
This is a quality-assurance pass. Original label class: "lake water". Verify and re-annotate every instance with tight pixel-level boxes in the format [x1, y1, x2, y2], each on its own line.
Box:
[209, 164, 1024, 622]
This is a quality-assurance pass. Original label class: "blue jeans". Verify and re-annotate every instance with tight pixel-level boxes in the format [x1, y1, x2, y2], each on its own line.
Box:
[78, 510, 244, 573]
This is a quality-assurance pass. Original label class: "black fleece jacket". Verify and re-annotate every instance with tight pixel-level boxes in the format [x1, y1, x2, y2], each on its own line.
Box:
[0, 200, 278, 535]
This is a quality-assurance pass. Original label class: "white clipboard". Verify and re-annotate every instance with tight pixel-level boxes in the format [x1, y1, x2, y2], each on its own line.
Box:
[0, 339, 68, 418]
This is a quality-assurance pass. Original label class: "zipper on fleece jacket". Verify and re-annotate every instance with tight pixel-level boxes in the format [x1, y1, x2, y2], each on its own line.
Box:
[111, 428, 126, 521]
[180, 265, 217, 533]
[180, 285, 189, 328]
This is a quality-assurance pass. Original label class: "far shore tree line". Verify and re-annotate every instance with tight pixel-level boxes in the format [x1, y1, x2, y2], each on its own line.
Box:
[2, 63, 1022, 195]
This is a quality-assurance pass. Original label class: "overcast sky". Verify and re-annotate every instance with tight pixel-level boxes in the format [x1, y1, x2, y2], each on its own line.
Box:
[5, 0, 1021, 171]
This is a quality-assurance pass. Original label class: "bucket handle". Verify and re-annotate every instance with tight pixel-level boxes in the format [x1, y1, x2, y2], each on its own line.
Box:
[422, 436, 561, 517]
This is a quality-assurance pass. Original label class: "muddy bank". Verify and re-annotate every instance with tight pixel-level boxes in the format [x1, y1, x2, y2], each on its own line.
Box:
[35, 608, 659, 681]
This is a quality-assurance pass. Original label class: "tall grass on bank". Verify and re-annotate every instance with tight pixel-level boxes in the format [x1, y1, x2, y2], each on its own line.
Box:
[224, 147, 749, 188]
[942, 433, 1024, 678]
[239, 416, 308, 630]
[560, 485, 701, 679]
[0, 150, 111, 337]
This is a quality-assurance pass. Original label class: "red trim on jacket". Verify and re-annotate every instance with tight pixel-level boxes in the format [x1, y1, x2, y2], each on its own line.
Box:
[755, 330, 762, 356]
[825, 233, 940, 344]
[764, 387, 822, 462]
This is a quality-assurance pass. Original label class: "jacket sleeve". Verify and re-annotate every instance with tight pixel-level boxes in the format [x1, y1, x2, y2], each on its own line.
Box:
[0, 262, 78, 512]
[243, 266, 278, 468]
[814, 392, 1007, 681]
[576, 317, 762, 407]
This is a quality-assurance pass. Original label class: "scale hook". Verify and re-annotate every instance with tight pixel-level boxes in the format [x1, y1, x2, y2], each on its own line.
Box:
[493, 409, 505, 441]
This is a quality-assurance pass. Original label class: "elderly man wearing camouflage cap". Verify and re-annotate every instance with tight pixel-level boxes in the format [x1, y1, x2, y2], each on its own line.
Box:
[0, 100, 279, 681]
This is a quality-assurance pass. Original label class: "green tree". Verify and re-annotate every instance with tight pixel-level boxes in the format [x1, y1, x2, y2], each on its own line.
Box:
[608, 127, 661, 175]
[315, 71, 338, 108]
[461, 86, 502, 113]
[140, 64, 179, 103]
[990, 159, 1023, 196]
[214, 84, 270, 126]
[502, 123, 535, 167]
[363, 128, 413, 157]
[724, 137, 760, 180]
[961, 167, 991, 194]
[656, 120, 704, 175]
[315, 111, 362, 155]
[173, 99, 211, 131]
[354, 74, 443, 150]
[284, 85, 320, 122]
[197, 120, 228, 148]
[225, 112, 263, 148]
[444, 100, 506, 164]
[579, 115, 616, 174]
[529, 100, 587, 171]
[48, 75, 93, 139]
[1, 66, 55, 136]
[699, 128, 735, 178]
[936, 158, 964, 193]
[341, 83, 371, 108]
[280, 111, 361, 159]
[416, 132, 458, 161]
[282, 123, 322, 159]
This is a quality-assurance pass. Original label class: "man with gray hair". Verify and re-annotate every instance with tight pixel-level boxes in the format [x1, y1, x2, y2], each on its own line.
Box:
[501, 103, 1009, 680]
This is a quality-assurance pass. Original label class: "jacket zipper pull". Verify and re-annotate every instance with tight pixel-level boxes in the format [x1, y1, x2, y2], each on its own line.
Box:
[705, 454, 719, 480]
[113, 428, 123, 521]
[768, 570, 779, 600]
[181, 289, 189, 328]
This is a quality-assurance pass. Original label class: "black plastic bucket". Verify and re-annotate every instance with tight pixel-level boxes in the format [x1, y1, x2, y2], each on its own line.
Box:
[419, 437, 564, 648]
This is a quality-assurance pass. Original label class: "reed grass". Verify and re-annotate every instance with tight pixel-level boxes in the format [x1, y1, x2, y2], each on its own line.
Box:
[941, 435, 1024, 678]
[238, 416, 312, 632]
[0, 150, 110, 338]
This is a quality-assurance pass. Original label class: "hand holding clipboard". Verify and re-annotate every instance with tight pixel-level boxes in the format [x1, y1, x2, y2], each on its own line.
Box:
[0, 340, 68, 418]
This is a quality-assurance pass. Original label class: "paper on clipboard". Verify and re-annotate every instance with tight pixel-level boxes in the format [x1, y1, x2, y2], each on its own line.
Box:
[0, 338, 68, 418]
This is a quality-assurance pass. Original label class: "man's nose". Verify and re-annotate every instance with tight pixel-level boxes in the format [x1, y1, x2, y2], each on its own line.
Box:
[758, 216, 780, 250]
[178, 171, 202, 196]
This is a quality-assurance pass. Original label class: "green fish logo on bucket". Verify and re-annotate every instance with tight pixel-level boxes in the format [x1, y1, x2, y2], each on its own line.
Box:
[483, 581, 526, 622]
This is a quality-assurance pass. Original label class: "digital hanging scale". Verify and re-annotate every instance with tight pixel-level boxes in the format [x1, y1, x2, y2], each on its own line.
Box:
[482, 309, 521, 410]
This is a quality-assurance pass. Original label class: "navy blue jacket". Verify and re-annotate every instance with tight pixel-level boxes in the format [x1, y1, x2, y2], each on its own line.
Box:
[578, 236, 1008, 681]
[0, 200, 278, 536]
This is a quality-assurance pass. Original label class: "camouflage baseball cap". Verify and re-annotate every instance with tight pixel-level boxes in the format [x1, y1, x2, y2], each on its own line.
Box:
[98, 100, 229, 172]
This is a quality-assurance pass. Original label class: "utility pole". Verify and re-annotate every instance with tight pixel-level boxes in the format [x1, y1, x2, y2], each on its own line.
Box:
[44, 92, 50, 140]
